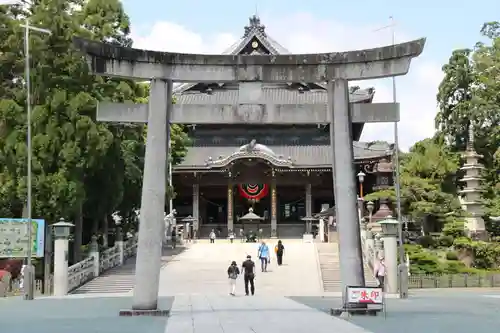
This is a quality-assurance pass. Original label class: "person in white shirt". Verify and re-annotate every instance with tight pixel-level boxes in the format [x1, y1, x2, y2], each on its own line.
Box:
[374, 256, 386, 291]
[209, 229, 216, 243]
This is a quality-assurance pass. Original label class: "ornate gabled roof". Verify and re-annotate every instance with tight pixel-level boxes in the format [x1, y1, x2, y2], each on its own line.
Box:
[174, 141, 393, 170]
[174, 15, 373, 102]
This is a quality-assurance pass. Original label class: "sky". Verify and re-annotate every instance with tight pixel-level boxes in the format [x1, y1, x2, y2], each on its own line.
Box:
[121, 0, 499, 150]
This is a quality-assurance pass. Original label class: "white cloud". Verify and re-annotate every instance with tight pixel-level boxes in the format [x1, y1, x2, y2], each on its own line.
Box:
[130, 12, 444, 150]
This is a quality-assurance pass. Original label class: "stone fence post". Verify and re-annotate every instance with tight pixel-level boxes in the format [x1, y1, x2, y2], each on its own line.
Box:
[116, 227, 124, 265]
[89, 236, 100, 278]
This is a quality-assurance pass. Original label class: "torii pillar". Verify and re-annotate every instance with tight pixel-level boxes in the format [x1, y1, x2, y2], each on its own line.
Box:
[73, 36, 425, 312]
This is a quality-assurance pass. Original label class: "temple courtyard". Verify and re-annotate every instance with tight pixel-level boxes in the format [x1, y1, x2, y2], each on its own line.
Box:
[1, 242, 500, 332]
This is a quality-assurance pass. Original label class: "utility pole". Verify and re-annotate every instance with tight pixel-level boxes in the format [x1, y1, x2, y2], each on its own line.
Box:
[374, 16, 408, 299]
[0, 0, 51, 300]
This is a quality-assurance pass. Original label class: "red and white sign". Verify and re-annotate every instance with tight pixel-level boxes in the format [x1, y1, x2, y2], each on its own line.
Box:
[346, 287, 383, 304]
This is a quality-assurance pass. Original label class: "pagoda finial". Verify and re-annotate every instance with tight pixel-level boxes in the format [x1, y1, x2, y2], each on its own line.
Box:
[467, 120, 475, 151]
[244, 14, 266, 37]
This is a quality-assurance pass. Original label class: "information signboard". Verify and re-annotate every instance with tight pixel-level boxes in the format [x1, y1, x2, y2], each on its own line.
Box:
[346, 286, 383, 304]
[0, 218, 45, 258]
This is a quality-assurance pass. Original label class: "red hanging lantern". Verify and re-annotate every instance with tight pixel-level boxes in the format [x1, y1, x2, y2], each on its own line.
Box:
[238, 184, 269, 201]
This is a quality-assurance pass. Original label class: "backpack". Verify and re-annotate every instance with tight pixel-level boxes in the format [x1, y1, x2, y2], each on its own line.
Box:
[228, 266, 238, 279]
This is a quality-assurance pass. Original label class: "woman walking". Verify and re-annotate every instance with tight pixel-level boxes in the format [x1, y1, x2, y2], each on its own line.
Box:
[275, 240, 285, 266]
[374, 256, 386, 291]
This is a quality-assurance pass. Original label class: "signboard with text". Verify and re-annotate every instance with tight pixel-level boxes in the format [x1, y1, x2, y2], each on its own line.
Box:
[346, 286, 383, 304]
[0, 218, 45, 258]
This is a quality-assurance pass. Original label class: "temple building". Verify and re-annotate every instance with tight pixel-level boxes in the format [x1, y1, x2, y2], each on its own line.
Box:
[172, 16, 394, 238]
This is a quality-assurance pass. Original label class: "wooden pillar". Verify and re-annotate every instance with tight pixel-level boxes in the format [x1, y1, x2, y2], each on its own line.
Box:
[227, 183, 233, 233]
[192, 184, 199, 237]
[271, 178, 277, 238]
[305, 183, 313, 233]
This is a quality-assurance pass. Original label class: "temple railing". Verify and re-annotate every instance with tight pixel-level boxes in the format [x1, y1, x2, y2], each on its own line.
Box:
[67, 233, 138, 293]
[68, 256, 95, 292]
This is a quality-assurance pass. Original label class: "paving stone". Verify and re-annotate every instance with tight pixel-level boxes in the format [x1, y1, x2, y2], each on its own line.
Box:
[157, 241, 322, 296]
[290, 289, 500, 333]
[165, 294, 373, 333]
[0, 296, 173, 333]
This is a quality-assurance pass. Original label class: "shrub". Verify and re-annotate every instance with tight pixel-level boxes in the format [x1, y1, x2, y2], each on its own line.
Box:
[409, 251, 443, 274]
[453, 238, 500, 269]
[445, 251, 459, 260]
[444, 260, 467, 273]
[442, 220, 466, 238]
[418, 235, 436, 248]
[438, 235, 454, 248]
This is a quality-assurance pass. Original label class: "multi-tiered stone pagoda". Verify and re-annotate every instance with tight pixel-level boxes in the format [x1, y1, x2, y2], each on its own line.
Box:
[459, 123, 487, 238]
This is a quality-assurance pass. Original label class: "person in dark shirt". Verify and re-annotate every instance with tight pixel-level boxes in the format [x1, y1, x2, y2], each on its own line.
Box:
[227, 261, 240, 296]
[275, 240, 285, 266]
[171, 229, 177, 249]
[241, 255, 256, 296]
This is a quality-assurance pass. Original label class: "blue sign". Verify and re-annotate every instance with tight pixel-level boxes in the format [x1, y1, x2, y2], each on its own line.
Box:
[0, 218, 45, 258]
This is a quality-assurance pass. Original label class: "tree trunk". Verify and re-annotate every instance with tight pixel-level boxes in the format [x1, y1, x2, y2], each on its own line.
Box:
[102, 215, 109, 248]
[73, 200, 83, 263]
[91, 218, 98, 235]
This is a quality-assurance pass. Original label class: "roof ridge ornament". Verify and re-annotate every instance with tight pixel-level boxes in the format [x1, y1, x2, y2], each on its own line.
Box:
[244, 15, 266, 38]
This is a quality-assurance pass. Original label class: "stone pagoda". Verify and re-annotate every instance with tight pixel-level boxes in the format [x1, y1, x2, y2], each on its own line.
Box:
[459, 123, 486, 238]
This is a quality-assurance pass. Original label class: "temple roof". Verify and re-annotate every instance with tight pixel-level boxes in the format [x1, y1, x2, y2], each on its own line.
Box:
[173, 141, 393, 170]
[174, 15, 375, 103]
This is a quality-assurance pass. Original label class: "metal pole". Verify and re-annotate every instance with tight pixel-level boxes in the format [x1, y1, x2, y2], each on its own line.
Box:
[389, 16, 408, 299]
[24, 16, 34, 300]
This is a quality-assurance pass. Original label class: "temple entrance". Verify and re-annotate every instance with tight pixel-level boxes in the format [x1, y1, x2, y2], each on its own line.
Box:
[234, 184, 271, 222]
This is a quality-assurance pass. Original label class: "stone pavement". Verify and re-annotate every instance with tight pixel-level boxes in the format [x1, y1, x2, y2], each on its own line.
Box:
[157, 240, 323, 296]
[291, 289, 500, 333]
[0, 295, 173, 333]
[165, 294, 371, 333]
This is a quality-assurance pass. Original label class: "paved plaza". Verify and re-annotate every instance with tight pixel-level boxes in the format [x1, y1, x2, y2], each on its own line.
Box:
[291, 289, 500, 333]
[157, 240, 323, 296]
[3, 243, 500, 332]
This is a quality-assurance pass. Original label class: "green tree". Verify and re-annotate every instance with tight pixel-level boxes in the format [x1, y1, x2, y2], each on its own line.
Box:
[365, 138, 462, 228]
[436, 22, 500, 218]
[0, 0, 190, 261]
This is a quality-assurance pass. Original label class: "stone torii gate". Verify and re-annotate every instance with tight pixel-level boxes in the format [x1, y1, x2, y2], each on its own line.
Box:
[73, 37, 425, 313]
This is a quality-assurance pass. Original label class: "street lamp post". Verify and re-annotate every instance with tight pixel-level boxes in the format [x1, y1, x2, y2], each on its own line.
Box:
[357, 171, 366, 198]
[374, 15, 407, 299]
[0, 0, 52, 301]
[51, 218, 74, 297]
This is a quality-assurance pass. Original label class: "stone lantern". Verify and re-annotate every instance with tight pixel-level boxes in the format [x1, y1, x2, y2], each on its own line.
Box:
[301, 216, 317, 243]
[182, 215, 197, 242]
[378, 218, 399, 294]
[51, 218, 74, 296]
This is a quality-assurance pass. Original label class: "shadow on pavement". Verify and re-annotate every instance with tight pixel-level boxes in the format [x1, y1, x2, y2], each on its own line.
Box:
[160, 245, 188, 265]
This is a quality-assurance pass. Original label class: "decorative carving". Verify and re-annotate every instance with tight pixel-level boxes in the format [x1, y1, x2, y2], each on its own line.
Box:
[206, 140, 294, 168]
[375, 158, 393, 172]
[227, 185, 233, 224]
[240, 139, 257, 153]
[244, 15, 266, 37]
[361, 162, 377, 174]
[271, 184, 277, 219]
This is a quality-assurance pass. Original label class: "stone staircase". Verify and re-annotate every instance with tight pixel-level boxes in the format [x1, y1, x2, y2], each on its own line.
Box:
[71, 257, 136, 294]
[316, 242, 377, 292]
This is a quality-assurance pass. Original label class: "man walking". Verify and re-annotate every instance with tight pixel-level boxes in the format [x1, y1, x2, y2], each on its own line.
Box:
[257, 241, 270, 272]
[241, 255, 255, 296]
